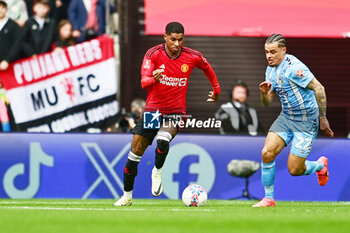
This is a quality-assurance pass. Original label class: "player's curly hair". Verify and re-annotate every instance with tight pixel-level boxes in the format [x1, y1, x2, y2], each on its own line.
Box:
[165, 22, 184, 35]
[266, 34, 286, 48]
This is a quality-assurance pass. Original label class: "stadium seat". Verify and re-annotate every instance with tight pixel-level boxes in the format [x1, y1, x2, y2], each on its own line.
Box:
[227, 159, 260, 200]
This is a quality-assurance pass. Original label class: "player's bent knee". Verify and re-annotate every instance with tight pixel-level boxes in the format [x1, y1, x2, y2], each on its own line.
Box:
[261, 147, 276, 163]
[131, 135, 149, 155]
[288, 166, 303, 176]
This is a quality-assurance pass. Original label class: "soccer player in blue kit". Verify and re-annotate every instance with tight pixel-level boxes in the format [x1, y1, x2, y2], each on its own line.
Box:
[253, 34, 334, 207]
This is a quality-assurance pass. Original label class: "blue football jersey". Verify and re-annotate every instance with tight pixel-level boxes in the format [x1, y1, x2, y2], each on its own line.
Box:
[265, 54, 319, 121]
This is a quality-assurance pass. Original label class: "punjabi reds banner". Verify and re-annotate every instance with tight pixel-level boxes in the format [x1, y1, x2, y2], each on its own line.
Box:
[0, 35, 119, 133]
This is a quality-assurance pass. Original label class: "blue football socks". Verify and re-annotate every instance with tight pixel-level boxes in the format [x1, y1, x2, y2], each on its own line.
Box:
[303, 160, 323, 175]
[261, 161, 276, 199]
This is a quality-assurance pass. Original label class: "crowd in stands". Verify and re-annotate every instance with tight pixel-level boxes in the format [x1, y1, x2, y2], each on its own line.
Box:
[0, 0, 108, 68]
[0, 0, 113, 132]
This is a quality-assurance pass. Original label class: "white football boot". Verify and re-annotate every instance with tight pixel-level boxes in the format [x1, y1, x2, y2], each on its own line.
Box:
[113, 196, 132, 206]
[151, 167, 163, 197]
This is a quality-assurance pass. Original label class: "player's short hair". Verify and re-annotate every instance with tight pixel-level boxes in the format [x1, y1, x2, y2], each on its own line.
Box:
[0, 0, 7, 8]
[165, 22, 184, 35]
[266, 34, 286, 48]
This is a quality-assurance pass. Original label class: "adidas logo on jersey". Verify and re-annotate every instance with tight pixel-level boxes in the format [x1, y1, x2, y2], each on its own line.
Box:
[159, 64, 165, 69]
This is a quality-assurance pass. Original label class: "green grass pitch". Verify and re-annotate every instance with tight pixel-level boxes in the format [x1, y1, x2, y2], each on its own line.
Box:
[0, 199, 349, 233]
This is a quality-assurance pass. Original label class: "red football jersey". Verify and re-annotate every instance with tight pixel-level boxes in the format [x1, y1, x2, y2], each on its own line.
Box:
[141, 44, 220, 115]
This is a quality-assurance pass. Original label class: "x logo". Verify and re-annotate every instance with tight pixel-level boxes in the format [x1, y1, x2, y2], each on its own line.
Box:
[81, 142, 131, 199]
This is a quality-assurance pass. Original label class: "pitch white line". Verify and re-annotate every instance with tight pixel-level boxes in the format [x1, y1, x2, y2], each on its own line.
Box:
[0, 200, 209, 206]
[0, 201, 106, 205]
[0, 206, 216, 212]
[0, 201, 179, 205]
[0, 206, 144, 211]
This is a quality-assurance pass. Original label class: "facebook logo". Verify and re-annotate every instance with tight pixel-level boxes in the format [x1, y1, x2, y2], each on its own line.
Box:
[143, 110, 161, 129]
[162, 142, 216, 199]
[173, 155, 199, 196]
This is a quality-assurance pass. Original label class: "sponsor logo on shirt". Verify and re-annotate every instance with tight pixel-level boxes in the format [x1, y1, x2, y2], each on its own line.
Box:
[160, 74, 187, 87]
[181, 64, 189, 73]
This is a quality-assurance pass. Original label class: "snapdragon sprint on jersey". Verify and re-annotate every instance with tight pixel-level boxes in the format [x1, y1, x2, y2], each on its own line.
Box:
[162, 115, 222, 129]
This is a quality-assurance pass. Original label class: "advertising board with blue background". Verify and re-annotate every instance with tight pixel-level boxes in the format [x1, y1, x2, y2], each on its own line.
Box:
[0, 133, 349, 201]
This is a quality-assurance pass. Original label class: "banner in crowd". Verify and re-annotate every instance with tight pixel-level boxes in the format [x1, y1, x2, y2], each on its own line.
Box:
[0, 133, 349, 201]
[0, 35, 118, 132]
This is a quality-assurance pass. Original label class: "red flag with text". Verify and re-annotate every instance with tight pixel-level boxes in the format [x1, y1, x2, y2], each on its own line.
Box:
[0, 35, 119, 132]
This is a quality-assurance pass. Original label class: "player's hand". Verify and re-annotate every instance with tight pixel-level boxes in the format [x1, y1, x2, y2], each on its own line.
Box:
[207, 91, 219, 102]
[152, 69, 164, 82]
[319, 117, 334, 137]
[259, 81, 272, 94]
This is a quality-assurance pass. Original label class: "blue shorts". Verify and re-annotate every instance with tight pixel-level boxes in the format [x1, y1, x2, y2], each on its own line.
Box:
[269, 113, 319, 158]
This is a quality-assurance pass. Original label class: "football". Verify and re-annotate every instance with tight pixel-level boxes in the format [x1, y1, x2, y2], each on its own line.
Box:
[181, 184, 208, 207]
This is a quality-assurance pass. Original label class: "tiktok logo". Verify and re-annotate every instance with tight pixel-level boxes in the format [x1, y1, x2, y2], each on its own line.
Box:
[3, 142, 54, 198]
[162, 142, 215, 199]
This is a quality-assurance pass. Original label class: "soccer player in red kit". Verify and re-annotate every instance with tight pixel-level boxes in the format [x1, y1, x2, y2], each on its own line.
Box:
[113, 22, 220, 206]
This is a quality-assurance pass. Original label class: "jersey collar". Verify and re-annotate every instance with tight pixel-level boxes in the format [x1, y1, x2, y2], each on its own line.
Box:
[164, 43, 182, 60]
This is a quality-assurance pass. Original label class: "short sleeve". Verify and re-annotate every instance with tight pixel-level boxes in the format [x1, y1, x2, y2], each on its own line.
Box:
[287, 63, 314, 88]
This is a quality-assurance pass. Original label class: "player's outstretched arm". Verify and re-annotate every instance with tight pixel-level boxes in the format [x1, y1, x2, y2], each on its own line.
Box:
[259, 81, 275, 107]
[200, 61, 220, 102]
[307, 77, 334, 137]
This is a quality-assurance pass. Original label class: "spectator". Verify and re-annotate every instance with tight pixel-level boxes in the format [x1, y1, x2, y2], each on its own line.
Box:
[26, 0, 68, 23]
[0, 0, 22, 70]
[54, 19, 75, 51]
[215, 80, 262, 136]
[20, 0, 56, 58]
[129, 98, 146, 124]
[106, 99, 146, 133]
[68, 0, 106, 42]
[5, 0, 28, 27]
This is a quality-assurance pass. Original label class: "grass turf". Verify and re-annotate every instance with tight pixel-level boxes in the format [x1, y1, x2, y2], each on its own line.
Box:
[0, 199, 349, 233]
